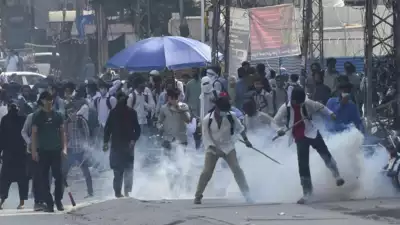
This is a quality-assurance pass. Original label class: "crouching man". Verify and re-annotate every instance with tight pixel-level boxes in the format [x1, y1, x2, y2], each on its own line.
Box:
[273, 87, 345, 204]
[194, 92, 253, 204]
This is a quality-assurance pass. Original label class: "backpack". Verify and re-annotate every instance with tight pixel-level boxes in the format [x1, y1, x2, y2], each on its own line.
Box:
[207, 110, 235, 135]
[285, 103, 311, 128]
[129, 90, 149, 107]
[94, 96, 112, 111]
[87, 106, 99, 136]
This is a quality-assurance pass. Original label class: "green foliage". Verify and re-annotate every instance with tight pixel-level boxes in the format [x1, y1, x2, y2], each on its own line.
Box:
[92, 0, 200, 36]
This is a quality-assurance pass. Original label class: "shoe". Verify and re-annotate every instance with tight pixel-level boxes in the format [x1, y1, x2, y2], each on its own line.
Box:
[17, 204, 24, 210]
[297, 195, 309, 205]
[124, 192, 130, 197]
[194, 197, 202, 204]
[115, 193, 124, 198]
[43, 206, 55, 213]
[336, 178, 345, 186]
[34, 203, 45, 211]
[245, 196, 254, 204]
[55, 201, 64, 211]
[84, 193, 94, 199]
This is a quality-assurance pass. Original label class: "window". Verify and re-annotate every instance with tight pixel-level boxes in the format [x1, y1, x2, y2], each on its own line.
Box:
[8, 74, 23, 84]
[23, 74, 44, 85]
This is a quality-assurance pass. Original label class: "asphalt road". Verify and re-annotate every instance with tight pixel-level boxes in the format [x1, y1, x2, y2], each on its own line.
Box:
[2, 167, 400, 225]
[3, 195, 400, 225]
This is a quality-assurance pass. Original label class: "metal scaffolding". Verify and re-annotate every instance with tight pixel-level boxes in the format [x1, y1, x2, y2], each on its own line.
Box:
[134, 0, 151, 39]
[364, 0, 395, 124]
[210, 0, 231, 73]
[301, 0, 324, 69]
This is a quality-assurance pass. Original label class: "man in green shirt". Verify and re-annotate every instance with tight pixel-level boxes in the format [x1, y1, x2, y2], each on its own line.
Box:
[31, 91, 67, 213]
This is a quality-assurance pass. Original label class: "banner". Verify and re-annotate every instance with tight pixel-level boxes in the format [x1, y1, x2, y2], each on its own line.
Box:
[249, 4, 300, 60]
[229, 7, 250, 76]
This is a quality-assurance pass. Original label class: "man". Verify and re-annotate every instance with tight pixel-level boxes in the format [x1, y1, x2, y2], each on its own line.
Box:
[185, 68, 201, 117]
[48, 84, 65, 116]
[199, 75, 216, 120]
[63, 102, 93, 198]
[326, 82, 363, 133]
[21, 104, 46, 211]
[273, 87, 344, 204]
[310, 70, 331, 105]
[286, 74, 302, 103]
[270, 75, 288, 115]
[242, 98, 273, 130]
[324, 58, 339, 92]
[194, 92, 253, 204]
[95, 81, 117, 128]
[31, 91, 67, 212]
[17, 85, 34, 116]
[127, 77, 155, 133]
[252, 77, 270, 114]
[0, 102, 28, 210]
[157, 88, 191, 156]
[103, 93, 141, 198]
[305, 63, 321, 95]
[343, 62, 362, 113]
[5, 50, 19, 72]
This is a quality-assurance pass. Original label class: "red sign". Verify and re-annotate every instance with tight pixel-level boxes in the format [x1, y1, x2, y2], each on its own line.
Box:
[249, 4, 300, 60]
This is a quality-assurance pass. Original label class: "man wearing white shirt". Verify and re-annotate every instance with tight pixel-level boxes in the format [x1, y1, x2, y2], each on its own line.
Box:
[194, 92, 253, 204]
[5, 50, 19, 72]
[95, 82, 117, 127]
[127, 79, 155, 132]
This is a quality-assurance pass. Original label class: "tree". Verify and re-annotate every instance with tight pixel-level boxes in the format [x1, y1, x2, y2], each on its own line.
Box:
[91, 0, 200, 37]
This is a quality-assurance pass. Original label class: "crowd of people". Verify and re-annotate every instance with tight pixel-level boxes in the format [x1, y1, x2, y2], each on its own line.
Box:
[0, 57, 366, 212]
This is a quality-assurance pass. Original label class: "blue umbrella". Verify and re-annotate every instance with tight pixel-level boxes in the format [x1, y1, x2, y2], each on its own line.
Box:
[106, 36, 221, 71]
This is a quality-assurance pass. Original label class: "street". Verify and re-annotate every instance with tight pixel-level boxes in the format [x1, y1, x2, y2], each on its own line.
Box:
[2, 196, 400, 225]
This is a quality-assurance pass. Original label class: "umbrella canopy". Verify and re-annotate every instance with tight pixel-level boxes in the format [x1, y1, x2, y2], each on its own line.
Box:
[106, 36, 221, 71]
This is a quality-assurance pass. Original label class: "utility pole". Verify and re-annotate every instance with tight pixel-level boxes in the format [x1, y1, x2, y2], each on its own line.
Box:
[211, 0, 231, 73]
[95, 2, 107, 74]
[364, 0, 394, 128]
[301, 0, 324, 70]
[179, 0, 185, 25]
[394, 0, 400, 127]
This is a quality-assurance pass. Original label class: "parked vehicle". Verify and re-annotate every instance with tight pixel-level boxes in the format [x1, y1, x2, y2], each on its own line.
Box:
[1, 71, 47, 87]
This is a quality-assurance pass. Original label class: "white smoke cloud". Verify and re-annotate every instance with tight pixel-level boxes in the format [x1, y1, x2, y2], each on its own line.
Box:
[6, 122, 392, 205]
[90, 123, 396, 203]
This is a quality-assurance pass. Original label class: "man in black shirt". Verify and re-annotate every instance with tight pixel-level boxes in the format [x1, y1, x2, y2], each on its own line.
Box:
[31, 91, 67, 212]
[103, 93, 141, 198]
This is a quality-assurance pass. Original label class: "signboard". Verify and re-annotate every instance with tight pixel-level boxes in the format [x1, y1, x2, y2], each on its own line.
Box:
[249, 4, 300, 60]
[228, 7, 250, 75]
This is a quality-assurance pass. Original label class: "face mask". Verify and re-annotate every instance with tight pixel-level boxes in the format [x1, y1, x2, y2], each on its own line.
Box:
[341, 93, 350, 98]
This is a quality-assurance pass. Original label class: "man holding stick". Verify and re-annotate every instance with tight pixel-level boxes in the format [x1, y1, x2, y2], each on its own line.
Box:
[273, 87, 345, 204]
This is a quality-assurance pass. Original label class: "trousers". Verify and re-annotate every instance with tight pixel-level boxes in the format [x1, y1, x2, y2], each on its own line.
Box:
[38, 151, 64, 206]
[0, 174, 29, 201]
[195, 149, 249, 198]
[296, 132, 340, 195]
[113, 168, 133, 195]
[63, 151, 93, 195]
